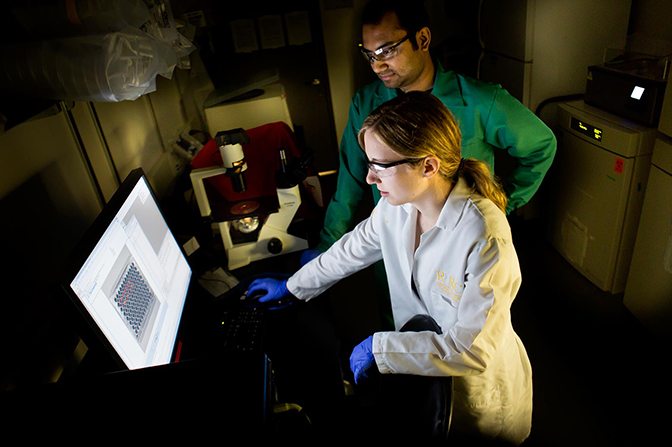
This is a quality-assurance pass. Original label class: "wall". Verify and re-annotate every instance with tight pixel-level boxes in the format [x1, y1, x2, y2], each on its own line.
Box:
[320, 1, 359, 149]
[629, 0, 672, 41]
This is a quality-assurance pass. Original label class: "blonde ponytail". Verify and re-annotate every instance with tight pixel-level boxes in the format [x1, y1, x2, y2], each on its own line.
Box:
[458, 158, 508, 213]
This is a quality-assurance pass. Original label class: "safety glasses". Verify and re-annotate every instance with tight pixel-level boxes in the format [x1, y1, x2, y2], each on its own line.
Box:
[366, 156, 422, 178]
[359, 34, 409, 64]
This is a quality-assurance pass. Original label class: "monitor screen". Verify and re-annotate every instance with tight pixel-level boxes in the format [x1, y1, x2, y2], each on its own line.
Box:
[66, 169, 191, 370]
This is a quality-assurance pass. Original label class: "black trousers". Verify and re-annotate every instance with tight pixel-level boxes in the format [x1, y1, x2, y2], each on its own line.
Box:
[361, 314, 453, 442]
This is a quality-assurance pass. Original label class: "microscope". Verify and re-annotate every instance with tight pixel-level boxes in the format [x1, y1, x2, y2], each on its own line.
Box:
[190, 128, 310, 270]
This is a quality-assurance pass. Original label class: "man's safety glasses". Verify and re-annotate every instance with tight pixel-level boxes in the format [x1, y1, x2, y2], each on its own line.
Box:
[359, 35, 409, 64]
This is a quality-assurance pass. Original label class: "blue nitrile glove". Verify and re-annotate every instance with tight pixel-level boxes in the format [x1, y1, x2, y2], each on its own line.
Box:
[246, 278, 289, 303]
[300, 248, 322, 266]
[350, 335, 375, 385]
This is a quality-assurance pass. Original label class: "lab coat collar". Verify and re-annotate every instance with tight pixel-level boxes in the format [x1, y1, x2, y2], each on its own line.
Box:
[374, 59, 464, 106]
[430, 59, 465, 107]
[400, 177, 470, 233]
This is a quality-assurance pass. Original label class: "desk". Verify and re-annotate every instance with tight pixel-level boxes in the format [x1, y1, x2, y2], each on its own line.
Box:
[1, 353, 273, 440]
[195, 263, 347, 436]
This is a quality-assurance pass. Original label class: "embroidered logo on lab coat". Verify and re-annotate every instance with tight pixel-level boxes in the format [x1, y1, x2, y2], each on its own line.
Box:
[436, 270, 464, 303]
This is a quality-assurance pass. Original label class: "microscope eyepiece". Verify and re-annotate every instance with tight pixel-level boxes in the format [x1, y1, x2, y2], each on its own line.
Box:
[216, 129, 249, 193]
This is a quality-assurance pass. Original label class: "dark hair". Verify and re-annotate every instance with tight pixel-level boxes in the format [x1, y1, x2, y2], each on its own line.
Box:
[361, 0, 430, 50]
[358, 92, 508, 213]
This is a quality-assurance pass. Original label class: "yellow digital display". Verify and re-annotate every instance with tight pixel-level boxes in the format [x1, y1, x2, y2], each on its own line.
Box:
[571, 117, 603, 141]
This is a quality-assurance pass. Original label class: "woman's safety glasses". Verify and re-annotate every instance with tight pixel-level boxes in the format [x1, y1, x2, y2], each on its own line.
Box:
[366, 156, 422, 178]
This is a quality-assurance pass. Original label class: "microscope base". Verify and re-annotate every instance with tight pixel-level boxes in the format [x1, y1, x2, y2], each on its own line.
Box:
[220, 222, 308, 270]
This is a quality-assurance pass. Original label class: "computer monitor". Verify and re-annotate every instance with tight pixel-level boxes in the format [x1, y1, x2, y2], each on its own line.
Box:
[61, 168, 191, 370]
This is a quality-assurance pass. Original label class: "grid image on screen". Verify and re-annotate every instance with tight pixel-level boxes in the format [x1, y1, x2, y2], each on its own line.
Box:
[111, 259, 161, 351]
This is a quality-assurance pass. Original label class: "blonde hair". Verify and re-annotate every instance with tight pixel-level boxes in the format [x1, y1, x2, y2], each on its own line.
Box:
[358, 91, 507, 213]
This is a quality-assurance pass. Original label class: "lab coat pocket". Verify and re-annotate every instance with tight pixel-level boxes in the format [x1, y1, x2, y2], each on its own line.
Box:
[453, 384, 504, 438]
[431, 289, 459, 309]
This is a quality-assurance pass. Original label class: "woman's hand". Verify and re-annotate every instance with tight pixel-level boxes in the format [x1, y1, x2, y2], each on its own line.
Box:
[350, 335, 375, 384]
[246, 278, 289, 303]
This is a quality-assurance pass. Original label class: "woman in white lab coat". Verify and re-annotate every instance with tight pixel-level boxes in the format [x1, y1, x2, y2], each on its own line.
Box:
[247, 91, 533, 445]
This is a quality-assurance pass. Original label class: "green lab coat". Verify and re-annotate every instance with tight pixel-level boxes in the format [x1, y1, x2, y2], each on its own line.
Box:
[316, 60, 556, 253]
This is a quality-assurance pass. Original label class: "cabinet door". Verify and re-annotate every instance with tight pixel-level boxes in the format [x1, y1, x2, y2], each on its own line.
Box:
[479, 0, 533, 61]
[92, 95, 173, 197]
[624, 165, 672, 338]
[1, 104, 103, 388]
[1, 105, 103, 250]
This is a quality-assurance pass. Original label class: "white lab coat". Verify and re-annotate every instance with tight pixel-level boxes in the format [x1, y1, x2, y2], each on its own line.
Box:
[287, 178, 533, 444]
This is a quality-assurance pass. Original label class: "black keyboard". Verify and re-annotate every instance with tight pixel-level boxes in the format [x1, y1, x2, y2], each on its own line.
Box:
[220, 305, 266, 352]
